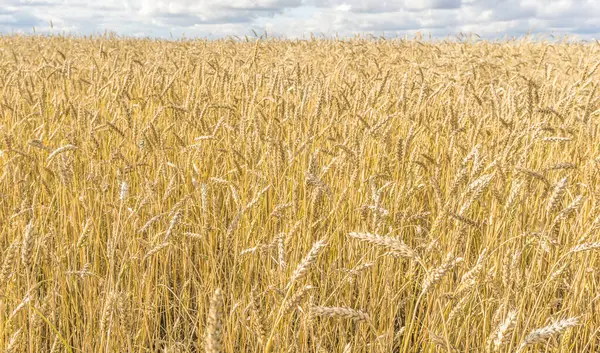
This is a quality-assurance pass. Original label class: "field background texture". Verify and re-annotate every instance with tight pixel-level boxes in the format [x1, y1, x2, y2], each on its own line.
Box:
[1, 35, 600, 352]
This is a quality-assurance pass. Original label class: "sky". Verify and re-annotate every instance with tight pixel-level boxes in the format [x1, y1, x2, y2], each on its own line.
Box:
[1, 0, 599, 40]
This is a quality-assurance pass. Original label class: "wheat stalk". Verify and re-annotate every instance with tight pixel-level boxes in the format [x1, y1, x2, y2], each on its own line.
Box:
[311, 306, 370, 322]
[422, 253, 464, 295]
[21, 220, 35, 269]
[493, 310, 517, 351]
[46, 144, 77, 162]
[348, 232, 416, 259]
[517, 317, 578, 352]
[286, 240, 327, 289]
[282, 285, 314, 316]
[206, 288, 224, 353]
[546, 176, 567, 215]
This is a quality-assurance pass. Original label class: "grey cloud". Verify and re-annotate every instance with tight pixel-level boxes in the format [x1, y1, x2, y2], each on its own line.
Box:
[309, 0, 461, 13]
[153, 12, 252, 26]
[310, 0, 404, 13]
[405, 0, 462, 11]
[0, 9, 45, 28]
[459, 0, 536, 22]
[0, 0, 599, 40]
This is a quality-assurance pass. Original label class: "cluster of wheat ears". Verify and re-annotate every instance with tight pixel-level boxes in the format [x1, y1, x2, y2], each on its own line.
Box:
[0, 34, 599, 352]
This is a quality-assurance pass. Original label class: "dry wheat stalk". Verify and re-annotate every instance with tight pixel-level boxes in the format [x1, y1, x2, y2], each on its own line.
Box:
[517, 317, 578, 352]
[271, 202, 293, 218]
[348, 232, 416, 259]
[100, 292, 116, 333]
[248, 289, 266, 343]
[504, 179, 523, 212]
[570, 242, 600, 253]
[509, 250, 523, 291]
[76, 219, 92, 248]
[164, 209, 182, 240]
[1, 240, 20, 284]
[139, 213, 168, 234]
[143, 242, 170, 261]
[311, 305, 369, 322]
[455, 248, 487, 295]
[549, 262, 569, 282]
[6, 327, 22, 353]
[546, 176, 567, 215]
[206, 288, 224, 353]
[21, 220, 35, 268]
[245, 185, 271, 210]
[492, 310, 517, 351]
[560, 327, 574, 352]
[282, 285, 314, 316]
[545, 162, 577, 171]
[542, 136, 572, 142]
[428, 330, 458, 352]
[46, 144, 77, 162]
[119, 181, 129, 201]
[239, 244, 269, 256]
[9, 294, 31, 321]
[3, 35, 600, 353]
[459, 173, 494, 215]
[448, 295, 468, 322]
[200, 182, 209, 214]
[277, 233, 286, 270]
[422, 253, 464, 295]
[286, 240, 326, 289]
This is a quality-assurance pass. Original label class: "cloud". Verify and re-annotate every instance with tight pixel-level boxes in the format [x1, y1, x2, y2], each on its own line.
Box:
[0, 0, 599, 39]
[406, 0, 462, 11]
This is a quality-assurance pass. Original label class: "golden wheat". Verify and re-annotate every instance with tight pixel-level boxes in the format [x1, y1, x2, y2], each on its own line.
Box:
[0, 34, 599, 352]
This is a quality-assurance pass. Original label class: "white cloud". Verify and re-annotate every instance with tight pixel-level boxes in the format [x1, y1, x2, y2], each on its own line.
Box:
[0, 0, 599, 39]
[405, 0, 462, 11]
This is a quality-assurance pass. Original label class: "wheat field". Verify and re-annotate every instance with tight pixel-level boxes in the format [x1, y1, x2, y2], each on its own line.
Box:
[0, 34, 600, 352]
